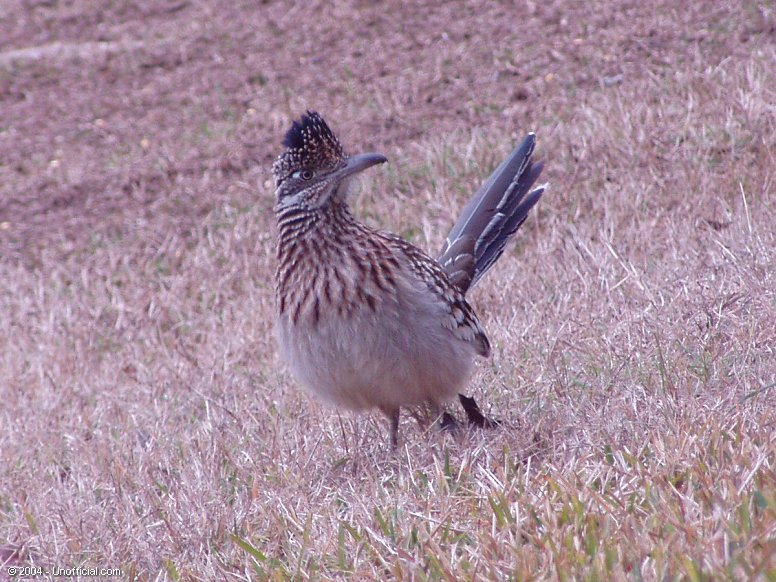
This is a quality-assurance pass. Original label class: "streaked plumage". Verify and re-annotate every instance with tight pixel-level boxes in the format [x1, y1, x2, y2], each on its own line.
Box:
[273, 111, 545, 447]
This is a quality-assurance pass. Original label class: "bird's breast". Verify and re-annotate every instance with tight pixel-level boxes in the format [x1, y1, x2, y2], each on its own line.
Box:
[275, 234, 400, 326]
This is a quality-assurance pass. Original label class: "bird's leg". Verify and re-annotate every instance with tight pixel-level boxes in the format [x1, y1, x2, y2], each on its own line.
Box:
[382, 407, 400, 449]
[458, 394, 501, 428]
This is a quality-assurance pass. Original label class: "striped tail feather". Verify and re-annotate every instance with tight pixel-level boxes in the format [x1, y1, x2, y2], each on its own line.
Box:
[438, 133, 545, 293]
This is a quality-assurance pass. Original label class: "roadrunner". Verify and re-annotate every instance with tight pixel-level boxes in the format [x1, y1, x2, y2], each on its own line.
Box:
[273, 111, 545, 447]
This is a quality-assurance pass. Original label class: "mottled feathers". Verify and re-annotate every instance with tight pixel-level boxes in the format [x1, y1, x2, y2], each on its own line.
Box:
[272, 111, 345, 185]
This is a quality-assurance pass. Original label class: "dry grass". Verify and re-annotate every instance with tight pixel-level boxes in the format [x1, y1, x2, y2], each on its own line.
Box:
[1, 0, 775, 580]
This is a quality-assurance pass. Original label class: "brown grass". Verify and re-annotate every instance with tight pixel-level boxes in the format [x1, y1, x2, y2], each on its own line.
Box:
[1, 0, 775, 579]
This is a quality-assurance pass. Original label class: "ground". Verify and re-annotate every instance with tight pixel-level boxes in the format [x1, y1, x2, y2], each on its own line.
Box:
[1, 0, 775, 579]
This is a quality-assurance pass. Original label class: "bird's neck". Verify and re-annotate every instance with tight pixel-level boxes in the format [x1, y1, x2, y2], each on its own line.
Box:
[275, 198, 361, 246]
[274, 199, 380, 322]
[275, 199, 362, 282]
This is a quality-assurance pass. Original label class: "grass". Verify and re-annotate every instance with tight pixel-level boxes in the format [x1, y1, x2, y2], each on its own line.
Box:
[1, 0, 775, 579]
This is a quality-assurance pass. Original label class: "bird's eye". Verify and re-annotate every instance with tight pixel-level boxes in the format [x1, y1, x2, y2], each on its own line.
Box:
[294, 169, 314, 180]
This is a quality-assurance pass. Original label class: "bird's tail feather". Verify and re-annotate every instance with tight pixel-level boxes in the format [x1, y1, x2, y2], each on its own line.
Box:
[438, 133, 545, 293]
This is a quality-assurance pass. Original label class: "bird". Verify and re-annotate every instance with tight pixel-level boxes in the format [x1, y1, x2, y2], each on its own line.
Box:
[272, 111, 545, 447]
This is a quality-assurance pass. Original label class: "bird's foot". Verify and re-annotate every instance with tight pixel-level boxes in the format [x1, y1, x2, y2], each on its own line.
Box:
[458, 394, 501, 429]
[439, 411, 460, 433]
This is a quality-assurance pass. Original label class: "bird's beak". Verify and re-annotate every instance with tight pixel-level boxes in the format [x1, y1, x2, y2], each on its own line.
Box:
[334, 152, 388, 181]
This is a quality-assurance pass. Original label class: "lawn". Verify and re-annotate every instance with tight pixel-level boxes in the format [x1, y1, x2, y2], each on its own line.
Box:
[1, 1, 774, 579]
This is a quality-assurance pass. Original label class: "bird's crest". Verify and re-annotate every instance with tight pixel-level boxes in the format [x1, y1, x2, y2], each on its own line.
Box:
[273, 111, 345, 184]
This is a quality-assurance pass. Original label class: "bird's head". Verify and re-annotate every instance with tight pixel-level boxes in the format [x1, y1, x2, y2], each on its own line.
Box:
[272, 111, 387, 211]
